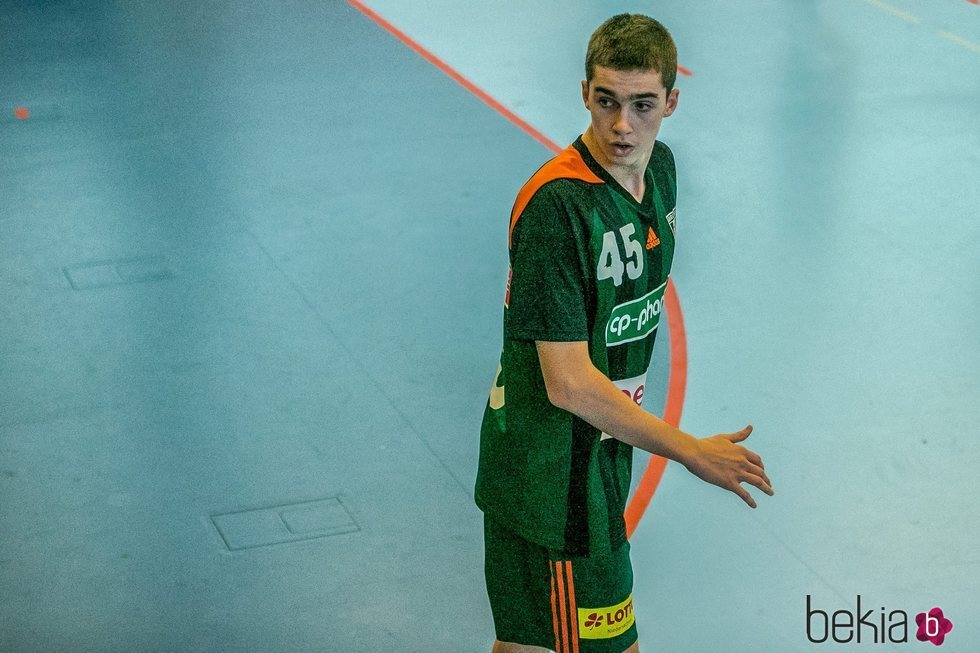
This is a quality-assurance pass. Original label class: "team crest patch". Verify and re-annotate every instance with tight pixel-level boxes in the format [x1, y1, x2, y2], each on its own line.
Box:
[666, 207, 676, 235]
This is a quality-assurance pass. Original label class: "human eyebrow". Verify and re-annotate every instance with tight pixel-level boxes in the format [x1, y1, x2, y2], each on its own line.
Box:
[593, 86, 660, 101]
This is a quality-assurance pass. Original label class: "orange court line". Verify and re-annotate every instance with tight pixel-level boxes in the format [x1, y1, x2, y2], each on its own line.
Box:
[346, 0, 556, 152]
[624, 280, 687, 538]
[347, 0, 691, 537]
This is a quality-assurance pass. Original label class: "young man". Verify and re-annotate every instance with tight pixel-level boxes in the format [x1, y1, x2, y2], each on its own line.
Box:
[475, 14, 774, 653]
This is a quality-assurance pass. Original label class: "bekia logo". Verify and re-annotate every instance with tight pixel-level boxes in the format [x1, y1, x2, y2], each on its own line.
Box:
[806, 595, 953, 646]
[915, 608, 953, 646]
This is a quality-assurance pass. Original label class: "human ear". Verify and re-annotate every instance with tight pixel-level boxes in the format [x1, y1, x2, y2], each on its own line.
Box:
[663, 87, 679, 117]
[581, 79, 590, 108]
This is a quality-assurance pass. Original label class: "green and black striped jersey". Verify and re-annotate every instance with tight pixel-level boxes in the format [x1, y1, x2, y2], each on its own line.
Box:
[475, 136, 677, 556]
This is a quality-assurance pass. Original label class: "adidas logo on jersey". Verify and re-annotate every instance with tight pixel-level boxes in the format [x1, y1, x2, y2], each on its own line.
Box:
[645, 227, 660, 250]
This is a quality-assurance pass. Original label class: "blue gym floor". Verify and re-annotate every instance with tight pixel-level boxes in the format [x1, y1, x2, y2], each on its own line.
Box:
[2, 2, 978, 651]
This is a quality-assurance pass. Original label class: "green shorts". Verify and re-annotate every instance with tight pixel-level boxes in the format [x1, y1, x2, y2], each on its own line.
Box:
[483, 512, 638, 653]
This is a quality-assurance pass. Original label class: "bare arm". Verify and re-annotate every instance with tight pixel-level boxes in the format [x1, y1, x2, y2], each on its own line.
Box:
[537, 340, 774, 508]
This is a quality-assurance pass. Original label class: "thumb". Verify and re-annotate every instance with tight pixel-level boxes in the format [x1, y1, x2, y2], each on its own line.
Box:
[729, 425, 753, 442]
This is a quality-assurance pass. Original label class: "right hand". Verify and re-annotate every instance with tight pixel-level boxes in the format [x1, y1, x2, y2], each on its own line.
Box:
[683, 425, 774, 508]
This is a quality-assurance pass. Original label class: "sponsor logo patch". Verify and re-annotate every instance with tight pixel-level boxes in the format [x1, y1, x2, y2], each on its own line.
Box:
[600, 372, 646, 441]
[578, 594, 635, 640]
[605, 282, 667, 346]
[666, 207, 676, 235]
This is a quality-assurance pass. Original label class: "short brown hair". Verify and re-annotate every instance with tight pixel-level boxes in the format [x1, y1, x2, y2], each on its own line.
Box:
[585, 14, 677, 92]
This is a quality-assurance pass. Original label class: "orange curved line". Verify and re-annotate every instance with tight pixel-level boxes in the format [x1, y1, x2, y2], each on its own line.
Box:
[347, 0, 690, 536]
[624, 279, 686, 539]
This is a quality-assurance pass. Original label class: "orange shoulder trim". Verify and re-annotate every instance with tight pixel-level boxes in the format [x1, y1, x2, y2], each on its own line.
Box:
[508, 145, 604, 248]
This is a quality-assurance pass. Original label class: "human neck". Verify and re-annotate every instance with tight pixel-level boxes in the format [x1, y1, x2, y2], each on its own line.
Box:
[582, 127, 646, 202]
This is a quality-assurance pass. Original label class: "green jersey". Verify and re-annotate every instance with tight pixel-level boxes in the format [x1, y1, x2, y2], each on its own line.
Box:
[475, 136, 677, 556]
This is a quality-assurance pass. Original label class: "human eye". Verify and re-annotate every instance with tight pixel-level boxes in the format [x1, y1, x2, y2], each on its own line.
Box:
[635, 102, 654, 112]
[597, 96, 615, 108]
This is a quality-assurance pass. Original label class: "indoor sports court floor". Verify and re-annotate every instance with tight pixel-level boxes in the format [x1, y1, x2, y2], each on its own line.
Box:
[1, 1, 978, 651]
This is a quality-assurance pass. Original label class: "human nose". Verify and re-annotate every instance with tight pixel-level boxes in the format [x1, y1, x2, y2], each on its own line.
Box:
[612, 109, 632, 135]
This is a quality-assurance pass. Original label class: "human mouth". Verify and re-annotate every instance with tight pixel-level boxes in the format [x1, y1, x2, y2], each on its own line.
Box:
[611, 142, 634, 157]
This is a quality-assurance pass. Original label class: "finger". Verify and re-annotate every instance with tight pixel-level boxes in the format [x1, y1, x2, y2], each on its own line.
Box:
[746, 450, 764, 469]
[744, 472, 774, 497]
[732, 484, 757, 508]
[728, 425, 753, 442]
[745, 463, 772, 490]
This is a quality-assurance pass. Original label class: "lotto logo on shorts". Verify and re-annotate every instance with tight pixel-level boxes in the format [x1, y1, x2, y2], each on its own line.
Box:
[578, 594, 635, 639]
[605, 282, 667, 346]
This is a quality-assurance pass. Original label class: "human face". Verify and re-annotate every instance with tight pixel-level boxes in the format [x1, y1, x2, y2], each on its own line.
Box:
[581, 66, 679, 173]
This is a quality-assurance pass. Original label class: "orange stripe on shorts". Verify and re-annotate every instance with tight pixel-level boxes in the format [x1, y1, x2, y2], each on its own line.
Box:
[550, 562, 563, 653]
[564, 561, 579, 652]
[555, 562, 570, 653]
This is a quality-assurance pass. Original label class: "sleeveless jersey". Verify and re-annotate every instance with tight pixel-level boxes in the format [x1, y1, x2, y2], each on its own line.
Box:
[475, 136, 677, 556]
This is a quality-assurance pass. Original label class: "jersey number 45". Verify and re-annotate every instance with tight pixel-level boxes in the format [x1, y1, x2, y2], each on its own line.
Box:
[597, 224, 644, 287]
